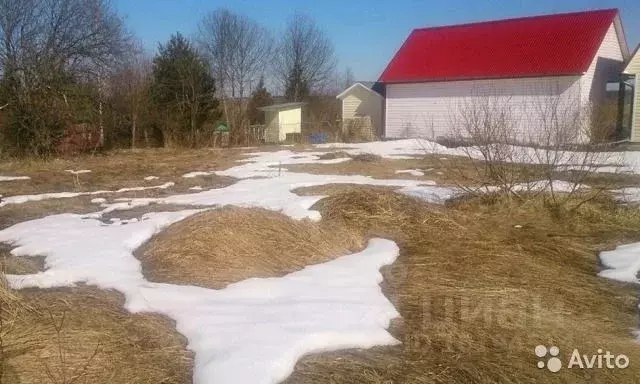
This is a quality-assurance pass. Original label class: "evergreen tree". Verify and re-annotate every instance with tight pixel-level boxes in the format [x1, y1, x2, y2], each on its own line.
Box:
[284, 63, 310, 102]
[151, 33, 219, 146]
[247, 76, 273, 124]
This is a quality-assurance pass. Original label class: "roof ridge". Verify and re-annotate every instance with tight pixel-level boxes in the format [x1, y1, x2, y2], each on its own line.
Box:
[412, 8, 617, 33]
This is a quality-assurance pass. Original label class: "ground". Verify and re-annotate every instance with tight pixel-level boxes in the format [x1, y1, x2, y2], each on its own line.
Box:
[1, 140, 640, 383]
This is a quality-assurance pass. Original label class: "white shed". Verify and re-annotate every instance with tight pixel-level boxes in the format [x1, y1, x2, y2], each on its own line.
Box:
[379, 9, 629, 144]
[336, 82, 384, 137]
[259, 102, 306, 143]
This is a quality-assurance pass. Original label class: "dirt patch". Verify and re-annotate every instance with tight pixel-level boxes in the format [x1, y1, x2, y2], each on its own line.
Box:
[136, 207, 365, 289]
[293, 184, 401, 196]
[100, 203, 209, 222]
[1, 284, 192, 383]
[1, 245, 46, 274]
[0, 196, 98, 230]
[283, 189, 640, 383]
[317, 151, 351, 160]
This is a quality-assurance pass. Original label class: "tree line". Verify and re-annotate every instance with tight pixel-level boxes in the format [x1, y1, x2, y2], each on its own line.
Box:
[0, 1, 350, 156]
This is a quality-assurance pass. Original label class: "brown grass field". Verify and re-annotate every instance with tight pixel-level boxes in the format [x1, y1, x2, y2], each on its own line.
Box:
[1, 147, 640, 383]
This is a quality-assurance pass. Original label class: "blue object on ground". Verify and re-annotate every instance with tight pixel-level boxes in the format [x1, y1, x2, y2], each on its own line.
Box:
[309, 133, 328, 144]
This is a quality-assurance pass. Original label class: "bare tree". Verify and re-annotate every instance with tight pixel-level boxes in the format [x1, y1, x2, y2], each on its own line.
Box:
[275, 13, 336, 101]
[197, 8, 273, 124]
[0, 0, 132, 155]
[106, 48, 153, 148]
[341, 67, 355, 90]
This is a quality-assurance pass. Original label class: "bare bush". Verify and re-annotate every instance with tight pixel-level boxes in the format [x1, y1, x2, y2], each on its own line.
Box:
[443, 84, 623, 209]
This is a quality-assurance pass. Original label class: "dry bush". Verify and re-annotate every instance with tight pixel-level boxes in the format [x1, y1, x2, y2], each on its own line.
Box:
[284, 189, 640, 383]
[442, 86, 623, 210]
[137, 207, 364, 289]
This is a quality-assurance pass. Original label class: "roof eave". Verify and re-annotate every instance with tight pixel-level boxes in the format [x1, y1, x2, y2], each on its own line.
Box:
[381, 72, 585, 84]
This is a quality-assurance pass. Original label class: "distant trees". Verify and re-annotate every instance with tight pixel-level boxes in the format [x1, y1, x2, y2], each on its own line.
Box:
[106, 51, 154, 148]
[0, 3, 340, 155]
[276, 14, 336, 102]
[0, 0, 132, 156]
[151, 33, 219, 147]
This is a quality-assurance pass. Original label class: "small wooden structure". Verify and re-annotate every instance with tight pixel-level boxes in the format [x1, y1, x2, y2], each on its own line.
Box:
[258, 102, 306, 143]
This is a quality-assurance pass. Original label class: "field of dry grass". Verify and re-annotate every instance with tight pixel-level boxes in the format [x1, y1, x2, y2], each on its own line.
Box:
[283, 189, 640, 383]
[1, 145, 640, 383]
[0, 148, 243, 196]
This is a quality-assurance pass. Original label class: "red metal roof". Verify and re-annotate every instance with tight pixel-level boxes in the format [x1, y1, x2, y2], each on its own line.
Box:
[379, 9, 619, 83]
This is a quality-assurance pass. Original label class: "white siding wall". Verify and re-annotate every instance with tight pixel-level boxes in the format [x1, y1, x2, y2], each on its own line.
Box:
[580, 21, 624, 105]
[624, 51, 640, 74]
[385, 76, 583, 143]
[342, 94, 361, 120]
[341, 86, 384, 137]
[632, 76, 640, 142]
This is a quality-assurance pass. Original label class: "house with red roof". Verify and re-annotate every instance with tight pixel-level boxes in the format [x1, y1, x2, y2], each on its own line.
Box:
[377, 9, 629, 143]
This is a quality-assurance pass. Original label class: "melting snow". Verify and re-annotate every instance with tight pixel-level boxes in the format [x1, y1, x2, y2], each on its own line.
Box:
[599, 243, 640, 284]
[0, 175, 30, 181]
[395, 169, 425, 177]
[144, 176, 159, 181]
[65, 169, 92, 175]
[0, 212, 400, 384]
[0, 182, 175, 207]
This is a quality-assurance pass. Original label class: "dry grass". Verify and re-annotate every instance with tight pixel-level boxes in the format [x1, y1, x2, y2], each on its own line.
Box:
[0, 148, 243, 196]
[293, 183, 400, 196]
[0, 283, 192, 384]
[1, 246, 45, 274]
[0, 197, 99, 230]
[291, 152, 640, 191]
[136, 207, 365, 289]
[281, 189, 640, 383]
[286, 154, 491, 186]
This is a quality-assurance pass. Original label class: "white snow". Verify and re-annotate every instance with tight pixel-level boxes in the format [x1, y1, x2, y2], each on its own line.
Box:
[395, 169, 425, 177]
[0, 182, 175, 208]
[189, 186, 204, 191]
[183, 171, 213, 178]
[65, 169, 92, 175]
[91, 198, 107, 204]
[144, 176, 159, 181]
[0, 211, 400, 384]
[316, 139, 640, 175]
[0, 175, 30, 181]
[599, 242, 640, 284]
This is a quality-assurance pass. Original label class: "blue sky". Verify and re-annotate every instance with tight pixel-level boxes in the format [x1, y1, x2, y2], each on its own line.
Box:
[114, 0, 640, 81]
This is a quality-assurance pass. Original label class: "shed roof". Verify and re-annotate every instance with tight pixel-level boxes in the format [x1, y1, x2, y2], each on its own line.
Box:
[258, 102, 306, 112]
[336, 82, 385, 99]
[624, 43, 640, 74]
[379, 9, 625, 83]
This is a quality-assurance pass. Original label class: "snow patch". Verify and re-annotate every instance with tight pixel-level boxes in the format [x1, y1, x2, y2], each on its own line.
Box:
[0, 212, 401, 384]
[395, 169, 425, 177]
[65, 169, 91, 175]
[144, 176, 159, 181]
[0, 175, 30, 181]
[0, 182, 175, 208]
[599, 242, 640, 284]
